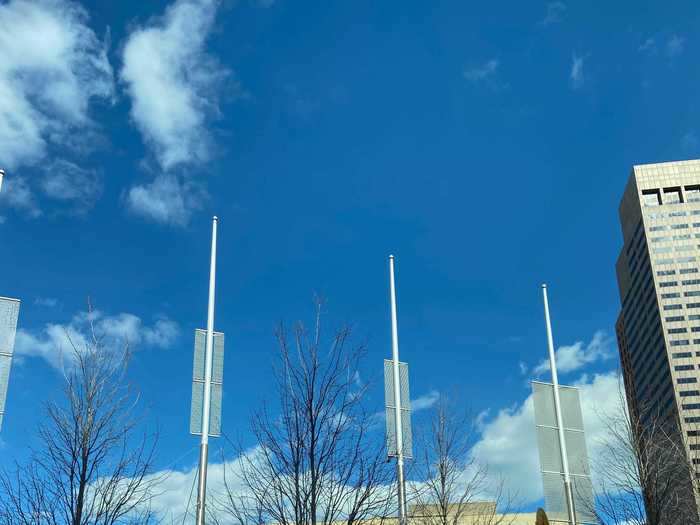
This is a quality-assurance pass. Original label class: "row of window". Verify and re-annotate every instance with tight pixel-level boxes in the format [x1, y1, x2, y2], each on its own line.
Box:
[658, 268, 699, 278]
[655, 256, 697, 265]
[660, 279, 700, 287]
[653, 245, 698, 254]
[665, 314, 700, 322]
[643, 186, 700, 207]
[668, 326, 700, 333]
[651, 233, 696, 242]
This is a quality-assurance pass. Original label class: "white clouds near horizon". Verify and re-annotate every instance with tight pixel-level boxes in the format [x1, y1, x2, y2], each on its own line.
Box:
[470, 371, 623, 504]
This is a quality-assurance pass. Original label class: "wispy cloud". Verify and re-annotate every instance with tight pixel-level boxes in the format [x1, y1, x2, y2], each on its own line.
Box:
[639, 34, 685, 58]
[34, 297, 58, 308]
[121, 0, 229, 226]
[463, 59, 500, 83]
[570, 53, 585, 89]
[15, 309, 179, 371]
[121, 0, 227, 172]
[0, 176, 41, 218]
[40, 160, 103, 215]
[411, 390, 440, 411]
[126, 173, 205, 226]
[532, 330, 613, 376]
[666, 34, 685, 57]
[0, 0, 114, 171]
[540, 2, 566, 26]
[639, 37, 656, 54]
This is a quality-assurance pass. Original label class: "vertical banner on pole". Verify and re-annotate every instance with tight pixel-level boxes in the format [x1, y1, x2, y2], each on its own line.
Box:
[532, 381, 595, 524]
[0, 297, 20, 432]
[190, 329, 225, 437]
[384, 359, 413, 458]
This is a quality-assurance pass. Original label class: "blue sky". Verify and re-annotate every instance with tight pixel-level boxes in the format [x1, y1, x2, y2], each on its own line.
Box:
[0, 0, 698, 518]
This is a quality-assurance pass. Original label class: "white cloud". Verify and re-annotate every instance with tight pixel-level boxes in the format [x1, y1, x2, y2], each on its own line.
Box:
[126, 173, 204, 226]
[570, 53, 585, 89]
[541, 2, 566, 26]
[533, 331, 613, 376]
[0, 176, 41, 218]
[666, 34, 685, 57]
[411, 390, 440, 412]
[121, 0, 227, 172]
[0, 0, 113, 170]
[34, 297, 58, 308]
[639, 37, 656, 54]
[470, 371, 622, 504]
[40, 159, 103, 214]
[15, 309, 179, 371]
[464, 59, 499, 82]
[682, 131, 699, 152]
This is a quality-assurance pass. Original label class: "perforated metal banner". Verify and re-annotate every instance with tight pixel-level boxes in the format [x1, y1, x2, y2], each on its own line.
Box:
[0, 297, 20, 432]
[190, 329, 224, 437]
[384, 359, 412, 458]
[532, 381, 596, 524]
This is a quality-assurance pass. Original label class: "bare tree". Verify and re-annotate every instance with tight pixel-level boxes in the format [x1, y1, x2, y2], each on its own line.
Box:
[0, 316, 161, 525]
[408, 396, 518, 525]
[591, 386, 698, 525]
[218, 302, 395, 525]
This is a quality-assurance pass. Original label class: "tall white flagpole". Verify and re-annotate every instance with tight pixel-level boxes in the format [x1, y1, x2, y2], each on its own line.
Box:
[389, 255, 407, 525]
[196, 216, 218, 525]
[542, 284, 577, 525]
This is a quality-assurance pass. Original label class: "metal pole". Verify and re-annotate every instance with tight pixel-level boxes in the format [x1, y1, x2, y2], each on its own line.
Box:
[542, 284, 576, 525]
[196, 216, 218, 525]
[389, 255, 407, 525]
[0, 169, 5, 193]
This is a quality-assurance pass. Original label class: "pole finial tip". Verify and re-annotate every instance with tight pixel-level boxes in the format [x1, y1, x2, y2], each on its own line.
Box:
[213, 215, 218, 222]
[389, 254, 395, 260]
[541, 283, 547, 289]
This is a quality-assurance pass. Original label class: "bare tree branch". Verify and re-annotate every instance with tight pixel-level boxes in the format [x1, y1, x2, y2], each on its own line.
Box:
[0, 305, 162, 525]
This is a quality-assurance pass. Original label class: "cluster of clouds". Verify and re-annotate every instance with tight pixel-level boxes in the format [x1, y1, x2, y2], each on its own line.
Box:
[15, 307, 179, 370]
[0, 0, 230, 225]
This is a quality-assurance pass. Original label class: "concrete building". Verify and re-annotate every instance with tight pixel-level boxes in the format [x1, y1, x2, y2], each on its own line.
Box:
[615, 159, 700, 521]
[362, 503, 537, 525]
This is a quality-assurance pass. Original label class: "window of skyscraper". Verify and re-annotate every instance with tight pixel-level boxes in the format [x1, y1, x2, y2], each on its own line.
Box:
[643, 189, 662, 206]
[680, 390, 700, 396]
[664, 187, 683, 204]
[686, 185, 700, 202]
[676, 364, 695, 371]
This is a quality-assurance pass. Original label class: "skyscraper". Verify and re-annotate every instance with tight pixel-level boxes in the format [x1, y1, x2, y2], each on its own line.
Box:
[615, 159, 700, 521]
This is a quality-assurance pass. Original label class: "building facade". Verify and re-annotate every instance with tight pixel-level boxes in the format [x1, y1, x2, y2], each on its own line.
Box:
[615, 159, 700, 521]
